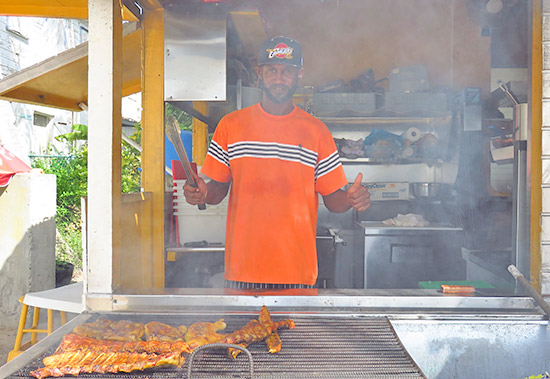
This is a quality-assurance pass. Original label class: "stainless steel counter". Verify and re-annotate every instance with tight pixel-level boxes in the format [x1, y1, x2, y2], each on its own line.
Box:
[78, 287, 537, 315]
[358, 221, 465, 288]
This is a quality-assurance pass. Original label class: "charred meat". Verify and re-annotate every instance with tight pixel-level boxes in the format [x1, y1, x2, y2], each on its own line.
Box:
[54, 333, 191, 355]
[30, 351, 182, 379]
[72, 318, 145, 342]
[184, 319, 227, 350]
[144, 321, 184, 341]
[30, 306, 294, 378]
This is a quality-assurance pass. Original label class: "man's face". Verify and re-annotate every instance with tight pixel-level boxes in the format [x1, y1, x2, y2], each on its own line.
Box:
[257, 64, 303, 104]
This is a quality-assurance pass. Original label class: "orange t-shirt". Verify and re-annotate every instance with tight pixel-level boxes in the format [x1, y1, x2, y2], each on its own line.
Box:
[201, 103, 347, 285]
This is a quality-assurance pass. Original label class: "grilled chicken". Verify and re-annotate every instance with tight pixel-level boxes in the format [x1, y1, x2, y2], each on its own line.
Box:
[73, 318, 145, 342]
[221, 306, 295, 346]
[30, 350, 182, 379]
[228, 342, 249, 359]
[144, 321, 184, 341]
[178, 324, 188, 335]
[265, 331, 282, 353]
[184, 319, 227, 350]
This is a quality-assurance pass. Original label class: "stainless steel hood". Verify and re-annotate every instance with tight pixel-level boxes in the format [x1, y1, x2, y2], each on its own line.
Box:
[164, 2, 227, 101]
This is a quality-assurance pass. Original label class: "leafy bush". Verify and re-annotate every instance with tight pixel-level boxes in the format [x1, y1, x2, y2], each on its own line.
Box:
[33, 124, 143, 269]
[165, 103, 193, 131]
[33, 111, 191, 270]
[33, 148, 86, 268]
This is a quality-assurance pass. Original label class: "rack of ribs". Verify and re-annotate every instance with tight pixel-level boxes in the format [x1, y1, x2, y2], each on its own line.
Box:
[54, 333, 191, 355]
[30, 350, 183, 379]
[30, 333, 191, 378]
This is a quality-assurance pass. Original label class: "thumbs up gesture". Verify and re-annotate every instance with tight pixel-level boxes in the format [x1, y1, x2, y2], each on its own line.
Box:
[347, 173, 370, 212]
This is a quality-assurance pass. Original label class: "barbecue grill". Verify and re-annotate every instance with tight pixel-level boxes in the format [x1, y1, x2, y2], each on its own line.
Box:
[3, 311, 426, 379]
[1, 288, 548, 379]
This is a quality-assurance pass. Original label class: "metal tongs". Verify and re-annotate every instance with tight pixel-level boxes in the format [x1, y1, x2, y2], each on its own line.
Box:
[508, 264, 550, 320]
[166, 115, 206, 210]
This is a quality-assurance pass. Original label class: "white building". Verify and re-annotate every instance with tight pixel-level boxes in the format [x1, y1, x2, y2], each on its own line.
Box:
[0, 16, 141, 164]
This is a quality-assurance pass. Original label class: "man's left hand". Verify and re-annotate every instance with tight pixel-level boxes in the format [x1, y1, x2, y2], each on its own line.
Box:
[347, 173, 370, 212]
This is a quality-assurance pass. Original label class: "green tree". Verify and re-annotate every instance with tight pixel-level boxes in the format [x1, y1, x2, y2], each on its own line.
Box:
[33, 122, 144, 269]
[165, 103, 193, 131]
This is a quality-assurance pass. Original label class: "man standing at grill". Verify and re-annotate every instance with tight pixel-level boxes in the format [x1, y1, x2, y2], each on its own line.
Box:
[183, 36, 370, 289]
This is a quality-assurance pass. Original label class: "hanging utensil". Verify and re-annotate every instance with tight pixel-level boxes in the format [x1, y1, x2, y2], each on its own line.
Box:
[166, 115, 206, 210]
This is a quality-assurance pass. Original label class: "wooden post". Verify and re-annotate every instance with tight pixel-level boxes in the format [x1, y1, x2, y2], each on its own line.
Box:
[141, 8, 165, 288]
[193, 102, 209, 165]
[530, 0, 542, 290]
[86, 0, 122, 295]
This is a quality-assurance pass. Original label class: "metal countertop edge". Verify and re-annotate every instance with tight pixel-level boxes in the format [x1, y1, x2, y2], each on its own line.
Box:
[81, 292, 541, 314]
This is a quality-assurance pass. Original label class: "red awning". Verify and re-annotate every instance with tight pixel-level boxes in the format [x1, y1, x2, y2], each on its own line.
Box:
[0, 145, 31, 187]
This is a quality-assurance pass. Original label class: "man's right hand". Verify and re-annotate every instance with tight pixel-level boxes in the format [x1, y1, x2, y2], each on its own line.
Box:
[182, 174, 208, 205]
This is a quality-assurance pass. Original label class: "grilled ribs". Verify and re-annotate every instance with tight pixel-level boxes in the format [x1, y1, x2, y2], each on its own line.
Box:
[54, 333, 191, 355]
[30, 350, 182, 379]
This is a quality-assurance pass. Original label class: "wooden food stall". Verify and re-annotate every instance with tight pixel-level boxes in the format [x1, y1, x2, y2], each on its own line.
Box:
[0, 1, 548, 378]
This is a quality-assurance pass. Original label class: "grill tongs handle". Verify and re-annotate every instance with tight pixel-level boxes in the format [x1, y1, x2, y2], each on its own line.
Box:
[508, 264, 550, 320]
[166, 115, 206, 210]
[187, 343, 254, 378]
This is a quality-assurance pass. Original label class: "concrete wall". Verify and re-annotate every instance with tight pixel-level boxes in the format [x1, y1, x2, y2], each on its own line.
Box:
[0, 172, 56, 328]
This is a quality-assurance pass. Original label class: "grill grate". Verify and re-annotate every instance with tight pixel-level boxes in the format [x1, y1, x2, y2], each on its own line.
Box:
[10, 314, 425, 379]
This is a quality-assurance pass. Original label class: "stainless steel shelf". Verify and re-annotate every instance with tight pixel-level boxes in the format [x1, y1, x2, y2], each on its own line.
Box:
[339, 157, 446, 165]
[319, 115, 451, 125]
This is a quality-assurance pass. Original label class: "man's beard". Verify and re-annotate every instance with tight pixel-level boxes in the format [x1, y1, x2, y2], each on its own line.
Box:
[259, 79, 298, 104]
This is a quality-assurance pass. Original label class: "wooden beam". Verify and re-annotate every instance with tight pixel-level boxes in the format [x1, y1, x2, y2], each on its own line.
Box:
[192, 102, 209, 165]
[141, 7, 165, 288]
[531, 0, 542, 290]
[0, 23, 141, 111]
[0, 3, 137, 21]
[0, 44, 88, 95]
[0, 88, 83, 111]
[86, 0, 123, 295]
[0, 5, 88, 19]
[138, 0, 164, 11]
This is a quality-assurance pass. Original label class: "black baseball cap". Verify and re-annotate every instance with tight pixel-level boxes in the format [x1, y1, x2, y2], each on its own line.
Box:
[258, 36, 303, 68]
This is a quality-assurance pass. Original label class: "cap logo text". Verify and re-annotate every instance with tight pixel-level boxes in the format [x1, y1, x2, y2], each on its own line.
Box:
[266, 43, 293, 60]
